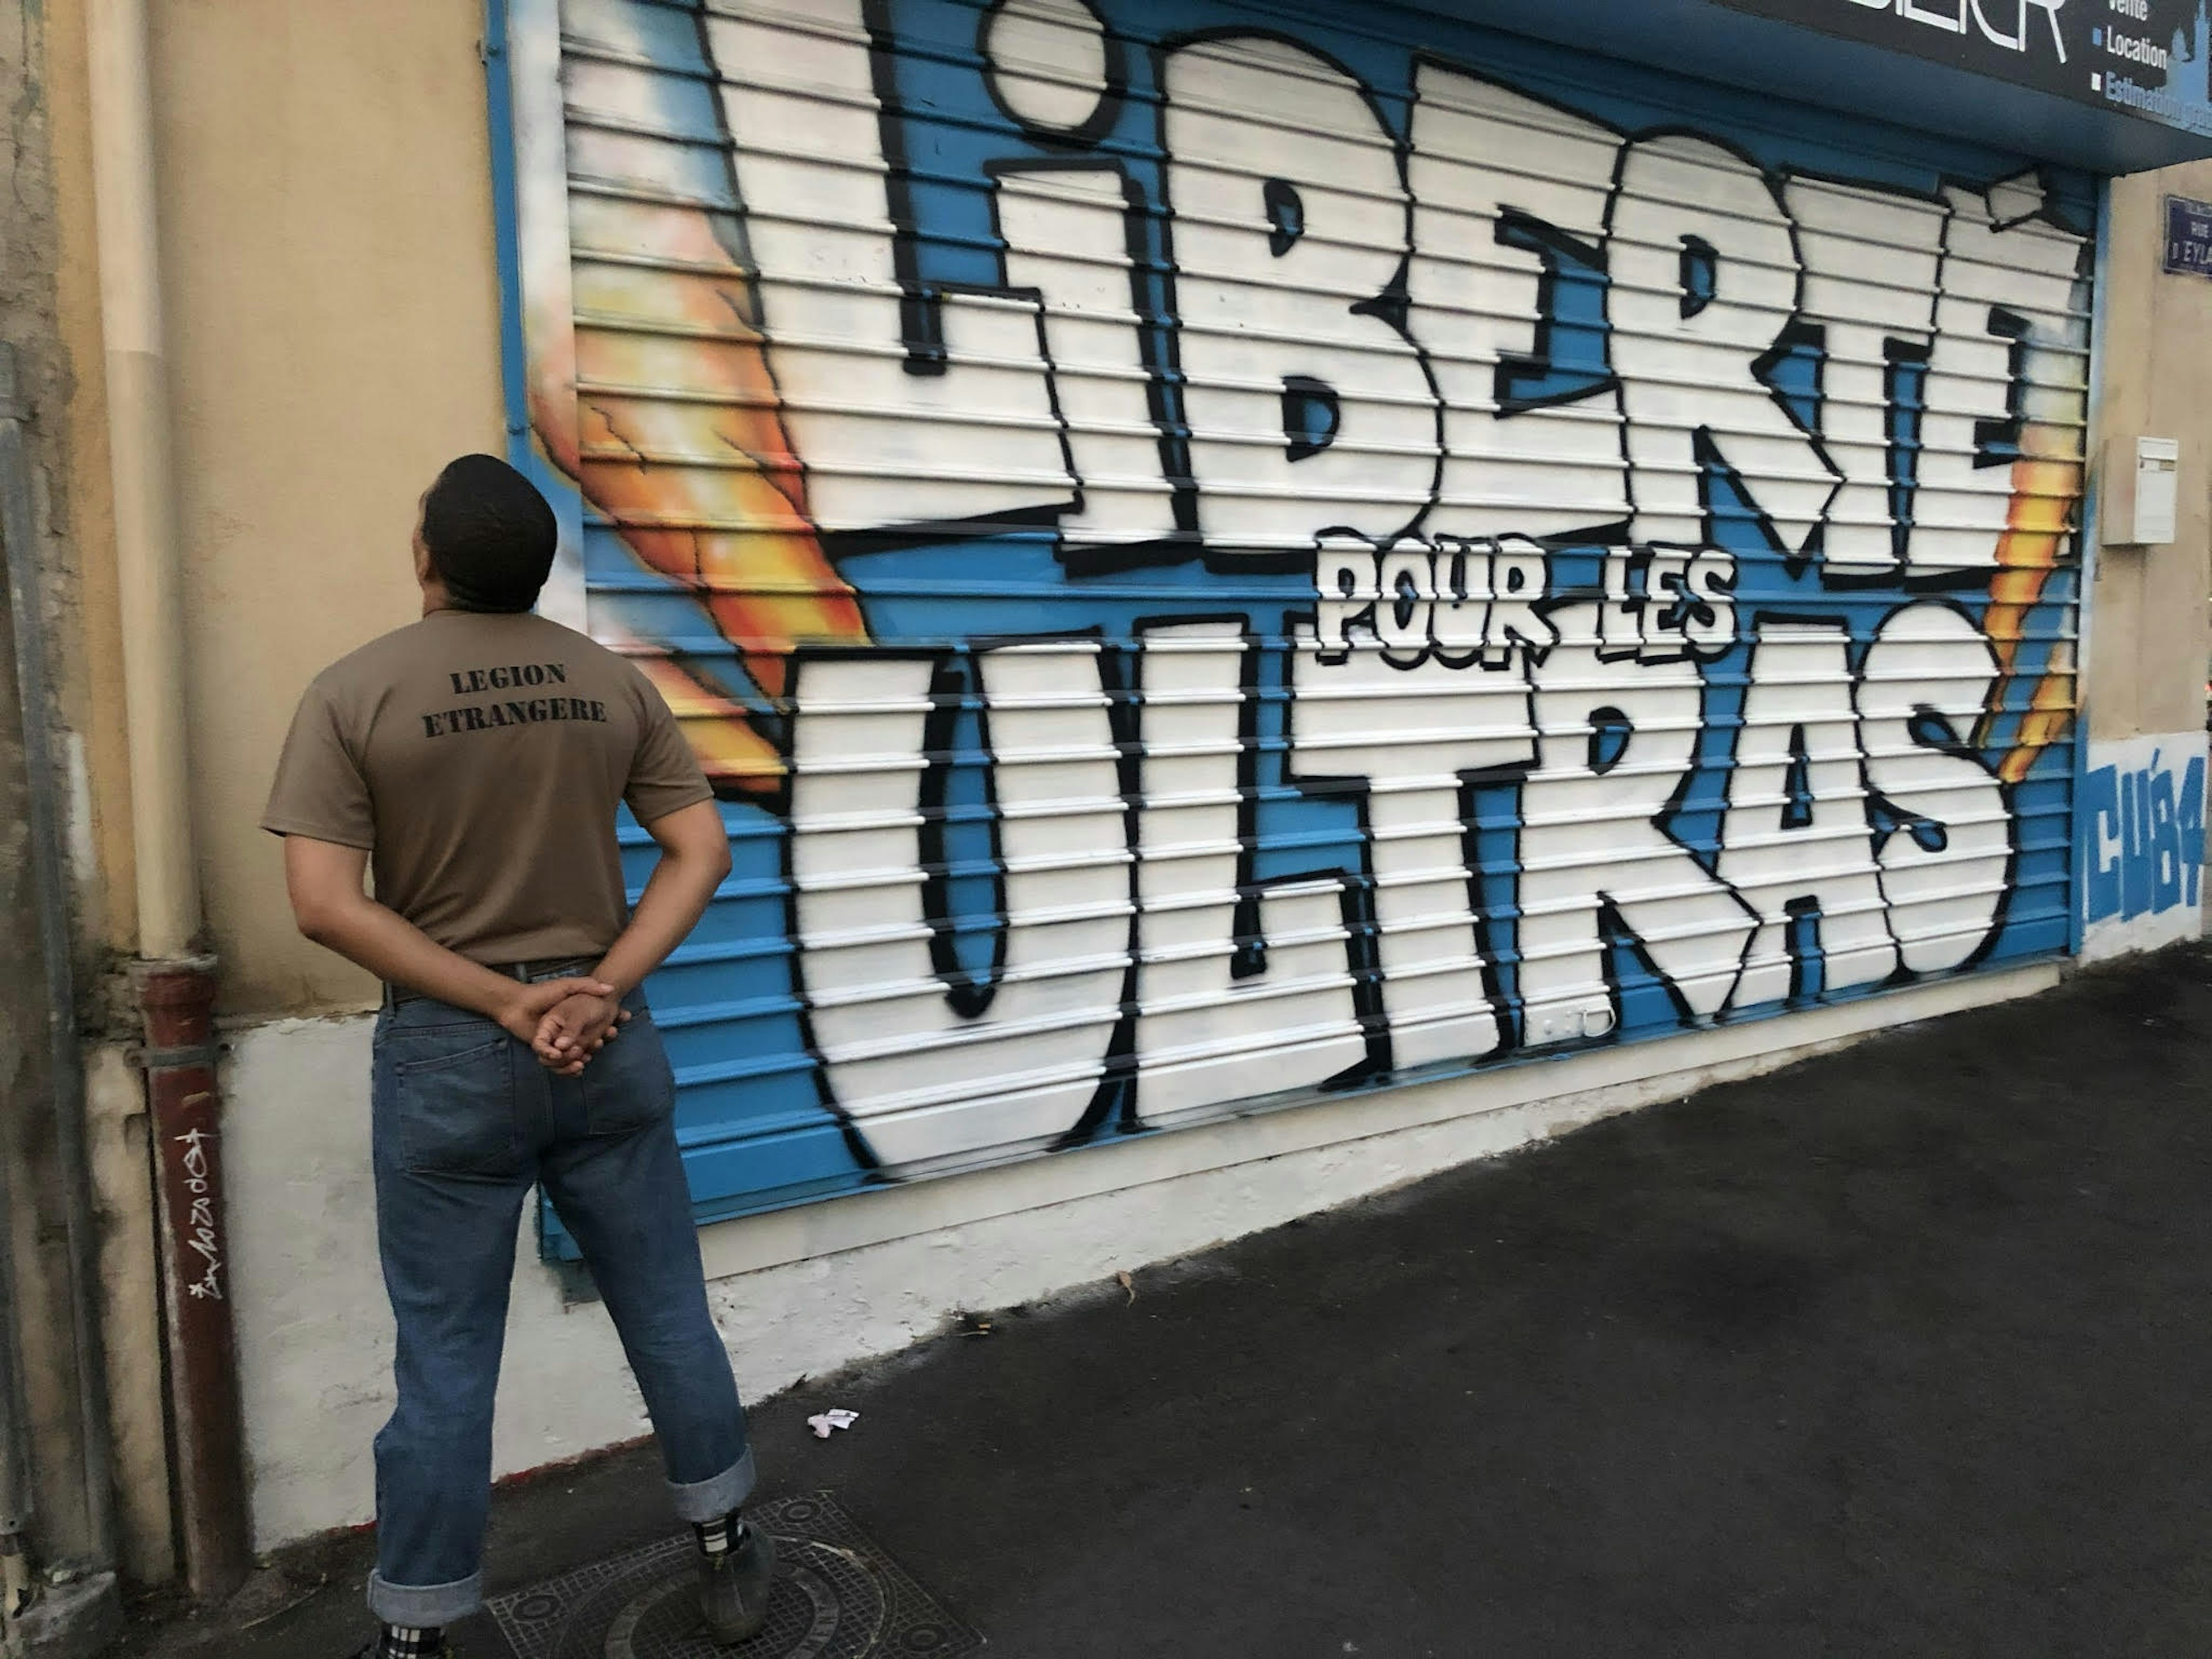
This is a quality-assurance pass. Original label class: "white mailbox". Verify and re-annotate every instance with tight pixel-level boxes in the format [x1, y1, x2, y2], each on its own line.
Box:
[2104, 435, 2181, 547]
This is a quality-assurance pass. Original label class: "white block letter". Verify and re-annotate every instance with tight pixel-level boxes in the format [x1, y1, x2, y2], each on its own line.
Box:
[1784, 176, 1948, 575]
[707, 0, 1077, 534]
[1408, 65, 1628, 540]
[1611, 135, 1840, 555]
[1857, 601, 2012, 972]
[1720, 619, 1900, 1007]
[1165, 36, 1440, 551]
[1911, 176, 2089, 576]
[1519, 603, 1757, 1040]
[994, 165, 1182, 553]
[1290, 630, 1535, 1069]
[1133, 623, 1367, 1123]
[789, 645, 1132, 1173]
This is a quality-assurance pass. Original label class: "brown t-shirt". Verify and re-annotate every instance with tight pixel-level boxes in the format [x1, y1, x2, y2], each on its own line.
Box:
[262, 609, 713, 964]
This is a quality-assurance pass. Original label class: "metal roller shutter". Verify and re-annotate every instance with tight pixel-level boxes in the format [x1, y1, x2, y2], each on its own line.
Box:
[509, 0, 2093, 1247]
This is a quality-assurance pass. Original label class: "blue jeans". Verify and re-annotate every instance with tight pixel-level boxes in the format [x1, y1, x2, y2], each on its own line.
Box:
[365, 983, 753, 1627]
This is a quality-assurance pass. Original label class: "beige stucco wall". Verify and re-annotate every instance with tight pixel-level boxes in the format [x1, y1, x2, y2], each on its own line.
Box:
[43, 9, 510, 1580]
[2091, 165, 2212, 745]
[145, 0, 509, 1017]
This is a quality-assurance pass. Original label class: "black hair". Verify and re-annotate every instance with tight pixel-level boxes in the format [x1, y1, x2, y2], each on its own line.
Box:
[420, 453, 557, 613]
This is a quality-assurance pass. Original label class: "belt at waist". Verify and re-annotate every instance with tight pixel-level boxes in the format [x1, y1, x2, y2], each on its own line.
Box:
[384, 955, 603, 1011]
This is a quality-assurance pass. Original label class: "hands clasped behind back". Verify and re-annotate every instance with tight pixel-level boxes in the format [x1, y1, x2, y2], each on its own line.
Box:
[481, 975, 633, 1075]
[532, 988, 632, 1076]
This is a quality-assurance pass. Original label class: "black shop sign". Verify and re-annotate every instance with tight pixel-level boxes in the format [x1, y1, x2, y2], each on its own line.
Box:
[1714, 0, 2204, 124]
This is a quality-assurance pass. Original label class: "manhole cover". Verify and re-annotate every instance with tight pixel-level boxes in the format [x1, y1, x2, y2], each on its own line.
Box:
[486, 1494, 981, 1658]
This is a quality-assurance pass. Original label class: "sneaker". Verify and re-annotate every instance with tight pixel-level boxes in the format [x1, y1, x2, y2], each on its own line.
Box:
[698, 1524, 778, 1645]
[349, 1639, 454, 1658]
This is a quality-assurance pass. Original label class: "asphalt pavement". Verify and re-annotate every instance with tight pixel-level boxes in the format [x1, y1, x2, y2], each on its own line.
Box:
[119, 942, 2212, 1658]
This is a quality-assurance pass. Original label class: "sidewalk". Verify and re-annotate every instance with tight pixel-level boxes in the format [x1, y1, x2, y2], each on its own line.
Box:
[120, 943, 2212, 1657]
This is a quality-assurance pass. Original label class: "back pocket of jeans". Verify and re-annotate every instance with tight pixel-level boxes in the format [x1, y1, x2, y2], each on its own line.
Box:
[578, 1010, 677, 1138]
[390, 1029, 521, 1176]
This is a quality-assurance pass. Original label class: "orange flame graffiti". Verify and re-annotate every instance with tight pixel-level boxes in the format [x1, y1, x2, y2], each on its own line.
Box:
[1980, 426, 2087, 786]
[531, 196, 870, 798]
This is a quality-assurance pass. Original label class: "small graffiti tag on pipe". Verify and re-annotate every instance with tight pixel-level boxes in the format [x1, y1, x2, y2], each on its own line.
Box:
[174, 1128, 224, 1302]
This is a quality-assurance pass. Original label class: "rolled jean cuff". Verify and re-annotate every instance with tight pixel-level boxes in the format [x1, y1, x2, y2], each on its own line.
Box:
[668, 1445, 757, 1523]
[368, 1569, 483, 1627]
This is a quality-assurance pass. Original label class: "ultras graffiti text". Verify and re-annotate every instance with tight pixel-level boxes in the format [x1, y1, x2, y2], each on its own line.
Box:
[528, 0, 2088, 1187]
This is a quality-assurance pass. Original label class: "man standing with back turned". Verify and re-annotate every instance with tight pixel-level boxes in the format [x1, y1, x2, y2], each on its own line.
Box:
[264, 455, 774, 1657]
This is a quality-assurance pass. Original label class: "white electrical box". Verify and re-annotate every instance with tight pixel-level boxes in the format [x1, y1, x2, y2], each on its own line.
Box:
[2105, 435, 2181, 547]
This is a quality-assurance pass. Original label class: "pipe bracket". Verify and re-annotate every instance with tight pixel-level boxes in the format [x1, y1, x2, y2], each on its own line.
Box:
[135, 1042, 223, 1072]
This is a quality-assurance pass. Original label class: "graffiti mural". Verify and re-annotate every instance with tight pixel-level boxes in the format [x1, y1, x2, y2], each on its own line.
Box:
[2079, 733, 2209, 961]
[510, 0, 2092, 1236]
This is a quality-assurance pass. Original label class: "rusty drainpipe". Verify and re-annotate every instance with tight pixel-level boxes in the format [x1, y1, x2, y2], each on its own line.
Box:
[86, 0, 251, 1602]
[132, 961, 247, 1603]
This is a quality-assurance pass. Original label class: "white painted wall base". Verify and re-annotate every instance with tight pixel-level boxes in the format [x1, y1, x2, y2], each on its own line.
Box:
[224, 961, 2061, 1551]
